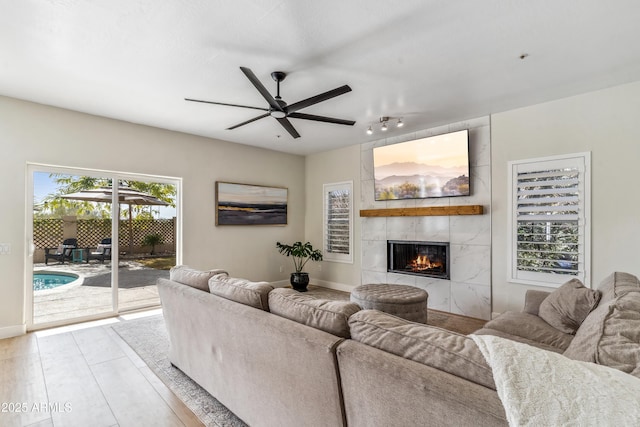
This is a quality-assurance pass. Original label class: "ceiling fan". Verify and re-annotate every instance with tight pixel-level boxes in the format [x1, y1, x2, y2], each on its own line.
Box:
[185, 67, 355, 139]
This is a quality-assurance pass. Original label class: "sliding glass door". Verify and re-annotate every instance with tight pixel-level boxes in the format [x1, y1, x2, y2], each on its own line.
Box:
[27, 165, 179, 329]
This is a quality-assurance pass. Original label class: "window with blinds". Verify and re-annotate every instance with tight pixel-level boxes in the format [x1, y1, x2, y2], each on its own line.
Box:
[323, 181, 353, 263]
[508, 153, 591, 287]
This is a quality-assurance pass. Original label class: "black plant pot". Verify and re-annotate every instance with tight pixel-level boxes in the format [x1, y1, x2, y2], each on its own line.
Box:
[290, 272, 310, 292]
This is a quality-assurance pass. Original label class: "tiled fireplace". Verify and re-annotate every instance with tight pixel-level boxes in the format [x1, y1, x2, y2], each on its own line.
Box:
[360, 117, 492, 320]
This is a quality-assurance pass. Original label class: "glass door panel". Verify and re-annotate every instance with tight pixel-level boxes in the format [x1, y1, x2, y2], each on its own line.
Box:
[116, 178, 176, 312]
[32, 171, 114, 326]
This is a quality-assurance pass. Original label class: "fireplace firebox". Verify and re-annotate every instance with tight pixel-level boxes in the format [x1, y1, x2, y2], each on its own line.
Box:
[387, 240, 450, 279]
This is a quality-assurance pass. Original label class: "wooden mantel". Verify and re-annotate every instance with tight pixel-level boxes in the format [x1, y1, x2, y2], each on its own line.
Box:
[359, 205, 483, 217]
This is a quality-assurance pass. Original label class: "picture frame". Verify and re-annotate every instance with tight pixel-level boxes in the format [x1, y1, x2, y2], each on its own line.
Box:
[215, 181, 288, 226]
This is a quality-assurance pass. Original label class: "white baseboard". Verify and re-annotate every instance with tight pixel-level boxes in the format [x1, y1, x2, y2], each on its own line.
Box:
[0, 323, 26, 339]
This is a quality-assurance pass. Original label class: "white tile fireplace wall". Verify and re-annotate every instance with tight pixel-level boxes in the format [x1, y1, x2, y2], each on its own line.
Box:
[360, 116, 492, 320]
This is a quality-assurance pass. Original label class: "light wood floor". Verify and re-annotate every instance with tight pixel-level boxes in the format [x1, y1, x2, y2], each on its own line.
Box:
[0, 310, 204, 427]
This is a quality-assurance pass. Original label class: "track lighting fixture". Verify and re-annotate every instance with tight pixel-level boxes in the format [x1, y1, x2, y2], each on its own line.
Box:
[365, 116, 405, 135]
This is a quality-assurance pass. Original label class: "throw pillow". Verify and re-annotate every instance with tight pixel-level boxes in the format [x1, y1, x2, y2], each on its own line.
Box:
[538, 278, 601, 334]
[169, 265, 228, 292]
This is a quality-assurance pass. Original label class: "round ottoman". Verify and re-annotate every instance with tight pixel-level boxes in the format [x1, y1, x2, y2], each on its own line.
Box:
[350, 284, 429, 323]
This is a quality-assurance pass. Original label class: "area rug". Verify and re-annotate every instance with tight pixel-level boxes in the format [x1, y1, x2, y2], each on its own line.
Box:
[111, 315, 247, 427]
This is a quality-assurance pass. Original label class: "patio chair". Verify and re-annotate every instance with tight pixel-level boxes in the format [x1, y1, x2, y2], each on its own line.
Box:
[44, 238, 78, 265]
[87, 238, 112, 263]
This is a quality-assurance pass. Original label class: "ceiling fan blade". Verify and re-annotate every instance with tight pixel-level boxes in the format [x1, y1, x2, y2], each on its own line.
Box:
[287, 85, 352, 113]
[288, 112, 355, 126]
[239, 67, 283, 112]
[227, 113, 270, 130]
[275, 118, 301, 138]
[185, 98, 268, 111]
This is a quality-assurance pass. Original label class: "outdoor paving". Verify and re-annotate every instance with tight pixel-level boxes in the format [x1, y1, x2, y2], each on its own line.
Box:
[33, 260, 168, 325]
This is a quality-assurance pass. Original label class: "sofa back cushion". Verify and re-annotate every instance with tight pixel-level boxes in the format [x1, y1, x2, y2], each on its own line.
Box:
[597, 271, 640, 303]
[208, 274, 273, 311]
[348, 309, 495, 389]
[564, 289, 640, 378]
[268, 288, 360, 338]
[169, 265, 228, 292]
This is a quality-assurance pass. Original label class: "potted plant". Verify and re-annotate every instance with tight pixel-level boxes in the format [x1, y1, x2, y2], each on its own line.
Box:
[142, 233, 163, 255]
[276, 241, 323, 292]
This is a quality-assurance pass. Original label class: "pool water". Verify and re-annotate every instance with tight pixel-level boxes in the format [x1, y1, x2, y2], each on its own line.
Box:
[33, 272, 79, 291]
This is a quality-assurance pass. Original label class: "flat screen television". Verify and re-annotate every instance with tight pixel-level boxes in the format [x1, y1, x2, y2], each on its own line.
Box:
[373, 129, 470, 200]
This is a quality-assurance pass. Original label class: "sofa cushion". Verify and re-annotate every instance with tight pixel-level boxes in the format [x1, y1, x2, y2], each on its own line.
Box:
[348, 309, 495, 390]
[268, 288, 360, 338]
[208, 274, 273, 311]
[169, 265, 228, 292]
[483, 311, 574, 351]
[538, 279, 601, 335]
[597, 271, 640, 304]
[473, 328, 565, 354]
[564, 290, 640, 378]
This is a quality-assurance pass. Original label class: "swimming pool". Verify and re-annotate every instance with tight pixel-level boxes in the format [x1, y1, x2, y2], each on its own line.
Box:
[33, 271, 80, 291]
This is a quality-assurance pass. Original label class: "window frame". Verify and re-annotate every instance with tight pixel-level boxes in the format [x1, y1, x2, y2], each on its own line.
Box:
[323, 181, 353, 264]
[507, 152, 591, 288]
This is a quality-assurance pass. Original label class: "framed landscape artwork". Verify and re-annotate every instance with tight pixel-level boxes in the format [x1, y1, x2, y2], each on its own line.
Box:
[215, 182, 288, 226]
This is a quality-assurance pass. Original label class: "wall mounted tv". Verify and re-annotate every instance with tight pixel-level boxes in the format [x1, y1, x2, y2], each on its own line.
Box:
[373, 129, 470, 200]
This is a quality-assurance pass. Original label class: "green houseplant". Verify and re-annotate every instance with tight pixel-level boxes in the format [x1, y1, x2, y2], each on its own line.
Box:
[276, 241, 323, 292]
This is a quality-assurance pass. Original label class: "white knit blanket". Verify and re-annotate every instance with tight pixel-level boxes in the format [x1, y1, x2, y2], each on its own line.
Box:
[471, 334, 640, 427]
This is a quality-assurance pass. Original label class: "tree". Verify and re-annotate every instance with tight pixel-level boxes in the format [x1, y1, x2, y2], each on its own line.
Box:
[142, 233, 163, 255]
[40, 174, 176, 219]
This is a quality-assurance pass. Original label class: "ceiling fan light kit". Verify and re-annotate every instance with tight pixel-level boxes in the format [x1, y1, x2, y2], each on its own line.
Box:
[366, 116, 404, 135]
[185, 67, 355, 139]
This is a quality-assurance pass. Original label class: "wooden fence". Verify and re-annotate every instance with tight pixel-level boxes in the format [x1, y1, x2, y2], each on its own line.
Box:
[33, 216, 176, 262]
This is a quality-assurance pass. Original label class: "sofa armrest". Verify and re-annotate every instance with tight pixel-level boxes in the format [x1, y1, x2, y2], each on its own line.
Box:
[523, 290, 551, 315]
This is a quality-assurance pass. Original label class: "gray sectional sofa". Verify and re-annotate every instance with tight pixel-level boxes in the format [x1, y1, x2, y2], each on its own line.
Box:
[157, 267, 640, 427]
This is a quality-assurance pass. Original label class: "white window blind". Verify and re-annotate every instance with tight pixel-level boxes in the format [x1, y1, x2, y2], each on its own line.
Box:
[508, 153, 590, 287]
[323, 181, 353, 263]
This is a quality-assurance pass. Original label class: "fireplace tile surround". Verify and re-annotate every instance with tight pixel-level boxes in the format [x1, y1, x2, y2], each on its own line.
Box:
[360, 117, 492, 320]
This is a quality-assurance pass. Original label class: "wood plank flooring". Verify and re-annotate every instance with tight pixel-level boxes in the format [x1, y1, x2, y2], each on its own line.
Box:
[0, 311, 203, 427]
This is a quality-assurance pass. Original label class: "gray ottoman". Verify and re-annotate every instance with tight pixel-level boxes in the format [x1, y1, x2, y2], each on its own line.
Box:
[350, 284, 429, 323]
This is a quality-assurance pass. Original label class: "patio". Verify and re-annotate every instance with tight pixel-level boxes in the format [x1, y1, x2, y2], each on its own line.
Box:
[33, 260, 169, 325]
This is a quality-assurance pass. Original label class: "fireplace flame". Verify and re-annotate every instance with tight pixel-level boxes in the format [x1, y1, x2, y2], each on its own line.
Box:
[411, 255, 443, 272]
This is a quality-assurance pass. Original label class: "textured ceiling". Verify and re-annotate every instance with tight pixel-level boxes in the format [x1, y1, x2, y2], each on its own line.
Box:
[2, 0, 640, 155]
